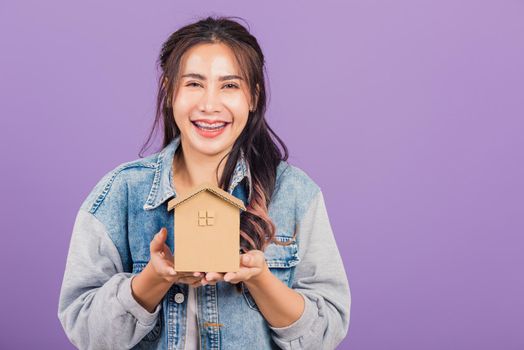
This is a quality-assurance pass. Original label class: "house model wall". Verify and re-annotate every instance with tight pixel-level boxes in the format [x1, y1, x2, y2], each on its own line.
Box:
[167, 183, 247, 272]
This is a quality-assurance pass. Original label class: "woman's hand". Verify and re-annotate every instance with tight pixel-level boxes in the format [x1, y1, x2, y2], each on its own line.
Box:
[201, 250, 270, 286]
[149, 227, 203, 287]
[131, 227, 203, 313]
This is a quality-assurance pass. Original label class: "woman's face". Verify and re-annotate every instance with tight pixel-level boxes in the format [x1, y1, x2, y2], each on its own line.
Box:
[172, 43, 253, 159]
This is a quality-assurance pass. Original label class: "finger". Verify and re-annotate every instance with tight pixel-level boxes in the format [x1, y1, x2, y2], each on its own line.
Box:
[158, 262, 176, 276]
[241, 251, 265, 268]
[178, 276, 202, 284]
[150, 228, 167, 253]
[167, 267, 177, 276]
[223, 272, 244, 284]
[202, 278, 217, 286]
[190, 280, 203, 288]
[162, 244, 174, 260]
[205, 272, 225, 282]
[177, 271, 197, 277]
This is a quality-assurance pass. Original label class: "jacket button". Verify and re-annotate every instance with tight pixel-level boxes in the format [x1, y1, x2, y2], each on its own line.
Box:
[174, 293, 185, 304]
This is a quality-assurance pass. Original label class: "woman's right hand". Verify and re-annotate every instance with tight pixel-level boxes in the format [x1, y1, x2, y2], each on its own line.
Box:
[132, 227, 203, 313]
[149, 227, 203, 286]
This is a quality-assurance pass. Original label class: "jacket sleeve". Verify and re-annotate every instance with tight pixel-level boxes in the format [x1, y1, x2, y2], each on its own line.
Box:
[58, 209, 161, 350]
[269, 190, 351, 350]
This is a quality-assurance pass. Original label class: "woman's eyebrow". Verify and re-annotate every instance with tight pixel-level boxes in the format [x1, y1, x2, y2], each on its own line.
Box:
[181, 73, 243, 81]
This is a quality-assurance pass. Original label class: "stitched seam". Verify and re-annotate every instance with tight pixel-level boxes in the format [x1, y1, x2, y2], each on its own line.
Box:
[88, 162, 155, 214]
[203, 322, 223, 327]
[144, 151, 165, 208]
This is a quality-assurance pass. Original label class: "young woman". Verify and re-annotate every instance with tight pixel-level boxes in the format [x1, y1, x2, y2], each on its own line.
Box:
[58, 16, 350, 350]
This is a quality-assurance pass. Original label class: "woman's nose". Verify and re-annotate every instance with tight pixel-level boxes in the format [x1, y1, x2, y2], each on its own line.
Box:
[198, 88, 222, 113]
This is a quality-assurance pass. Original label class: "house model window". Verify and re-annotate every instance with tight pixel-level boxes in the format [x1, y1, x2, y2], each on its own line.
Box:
[198, 210, 215, 226]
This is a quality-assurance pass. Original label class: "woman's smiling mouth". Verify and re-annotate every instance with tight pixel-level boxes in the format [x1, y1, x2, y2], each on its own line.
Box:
[191, 120, 231, 138]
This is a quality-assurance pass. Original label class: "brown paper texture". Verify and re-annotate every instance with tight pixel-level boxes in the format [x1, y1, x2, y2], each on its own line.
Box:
[167, 183, 246, 272]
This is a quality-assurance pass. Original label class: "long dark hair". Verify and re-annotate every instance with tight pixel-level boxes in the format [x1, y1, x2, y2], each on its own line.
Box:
[140, 16, 289, 253]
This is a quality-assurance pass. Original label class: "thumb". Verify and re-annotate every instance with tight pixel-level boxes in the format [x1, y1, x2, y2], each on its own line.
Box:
[150, 227, 167, 252]
[242, 251, 264, 268]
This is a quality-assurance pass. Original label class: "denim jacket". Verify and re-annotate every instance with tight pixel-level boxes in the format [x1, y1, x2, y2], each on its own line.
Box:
[58, 136, 351, 350]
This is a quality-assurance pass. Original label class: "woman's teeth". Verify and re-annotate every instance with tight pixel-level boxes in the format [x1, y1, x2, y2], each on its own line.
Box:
[193, 121, 227, 130]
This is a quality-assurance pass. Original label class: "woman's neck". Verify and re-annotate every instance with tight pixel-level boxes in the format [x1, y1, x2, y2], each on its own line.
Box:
[173, 140, 230, 191]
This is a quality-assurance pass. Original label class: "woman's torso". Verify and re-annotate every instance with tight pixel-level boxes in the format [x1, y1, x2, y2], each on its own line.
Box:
[80, 137, 321, 349]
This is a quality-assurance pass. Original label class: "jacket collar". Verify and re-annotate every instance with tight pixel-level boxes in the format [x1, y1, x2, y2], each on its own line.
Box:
[143, 136, 252, 211]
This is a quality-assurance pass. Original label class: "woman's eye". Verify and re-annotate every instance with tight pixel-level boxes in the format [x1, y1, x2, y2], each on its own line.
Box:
[185, 82, 238, 89]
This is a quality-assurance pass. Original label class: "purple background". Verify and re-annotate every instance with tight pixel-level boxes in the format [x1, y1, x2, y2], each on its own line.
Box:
[1, 1, 523, 349]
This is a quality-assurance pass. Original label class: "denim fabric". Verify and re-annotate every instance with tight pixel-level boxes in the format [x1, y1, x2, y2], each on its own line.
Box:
[58, 136, 350, 350]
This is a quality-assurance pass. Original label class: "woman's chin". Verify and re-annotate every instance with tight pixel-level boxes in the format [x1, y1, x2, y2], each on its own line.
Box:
[182, 131, 233, 156]
[187, 140, 230, 158]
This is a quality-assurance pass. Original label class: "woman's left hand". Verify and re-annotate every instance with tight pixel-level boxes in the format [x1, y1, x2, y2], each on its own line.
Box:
[201, 250, 269, 286]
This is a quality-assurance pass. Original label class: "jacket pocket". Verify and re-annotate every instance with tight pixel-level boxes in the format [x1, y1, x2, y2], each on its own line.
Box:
[132, 262, 163, 343]
[242, 235, 300, 311]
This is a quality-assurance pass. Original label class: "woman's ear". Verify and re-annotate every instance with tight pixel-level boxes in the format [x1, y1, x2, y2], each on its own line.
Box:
[251, 83, 260, 111]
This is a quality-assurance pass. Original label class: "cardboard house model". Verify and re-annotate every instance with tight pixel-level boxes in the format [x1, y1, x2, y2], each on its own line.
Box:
[167, 183, 247, 273]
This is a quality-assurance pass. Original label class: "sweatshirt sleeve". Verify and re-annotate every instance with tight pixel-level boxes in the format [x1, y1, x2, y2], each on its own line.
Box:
[269, 190, 351, 350]
[58, 209, 161, 350]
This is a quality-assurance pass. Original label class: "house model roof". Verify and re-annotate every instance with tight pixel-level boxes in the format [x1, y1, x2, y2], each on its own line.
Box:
[167, 182, 247, 212]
